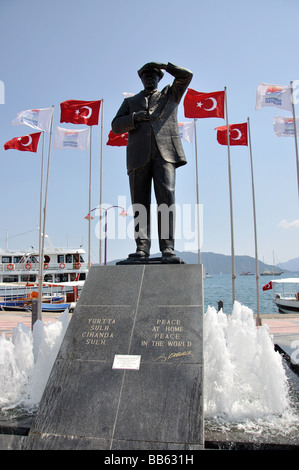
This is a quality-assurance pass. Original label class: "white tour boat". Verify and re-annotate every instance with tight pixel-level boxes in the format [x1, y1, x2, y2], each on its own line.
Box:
[0, 239, 88, 311]
[0, 243, 88, 284]
[263, 278, 299, 314]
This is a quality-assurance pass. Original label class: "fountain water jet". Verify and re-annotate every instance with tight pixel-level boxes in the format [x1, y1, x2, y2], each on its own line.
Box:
[204, 302, 290, 420]
[0, 309, 69, 410]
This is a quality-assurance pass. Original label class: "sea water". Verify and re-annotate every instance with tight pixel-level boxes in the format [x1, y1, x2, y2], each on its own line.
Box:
[204, 272, 299, 314]
[0, 300, 299, 444]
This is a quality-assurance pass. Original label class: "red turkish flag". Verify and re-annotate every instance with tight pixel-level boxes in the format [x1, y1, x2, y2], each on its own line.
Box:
[60, 99, 101, 126]
[184, 89, 225, 119]
[106, 130, 128, 146]
[262, 281, 273, 291]
[4, 132, 42, 152]
[215, 122, 248, 146]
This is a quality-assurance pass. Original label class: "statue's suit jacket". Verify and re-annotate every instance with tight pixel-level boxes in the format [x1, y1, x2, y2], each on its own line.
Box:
[111, 63, 193, 174]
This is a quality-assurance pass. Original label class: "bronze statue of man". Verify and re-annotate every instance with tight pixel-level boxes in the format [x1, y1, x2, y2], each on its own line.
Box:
[112, 62, 193, 260]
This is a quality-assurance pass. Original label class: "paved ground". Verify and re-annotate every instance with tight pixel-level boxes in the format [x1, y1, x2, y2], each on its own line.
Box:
[0, 310, 62, 337]
[260, 316, 299, 365]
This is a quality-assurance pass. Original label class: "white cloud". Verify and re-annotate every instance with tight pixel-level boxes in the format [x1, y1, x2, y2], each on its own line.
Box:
[279, 219, 299, 229]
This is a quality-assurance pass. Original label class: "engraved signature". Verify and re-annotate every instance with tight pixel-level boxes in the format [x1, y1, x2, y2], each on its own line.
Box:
[155, 350, 193, 362]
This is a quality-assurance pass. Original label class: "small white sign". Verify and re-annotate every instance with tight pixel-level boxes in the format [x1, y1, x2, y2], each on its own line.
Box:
[112, 354, 141, 370]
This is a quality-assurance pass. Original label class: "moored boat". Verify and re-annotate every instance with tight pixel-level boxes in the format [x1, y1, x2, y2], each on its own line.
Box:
[263, 278, 299, 314]
[0, 239, 88, 285]
[0, 281, 83, 312]
[260, 270, 283, 276]
[260, 252, 283, 276]
[41, 302, 73, 313]
[0, 238, 88, 312]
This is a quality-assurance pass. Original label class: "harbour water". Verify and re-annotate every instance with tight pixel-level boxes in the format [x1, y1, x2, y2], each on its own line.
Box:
[204, 272, 299, 315]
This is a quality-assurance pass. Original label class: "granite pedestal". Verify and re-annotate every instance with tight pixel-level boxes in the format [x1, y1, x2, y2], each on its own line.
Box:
[26, 264, 204, 450]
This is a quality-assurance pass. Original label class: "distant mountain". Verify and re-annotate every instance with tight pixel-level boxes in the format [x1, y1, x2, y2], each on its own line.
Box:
[177, 251, 285, 275]
[110, 250, 288, 275]
[278, 257, 299, 272]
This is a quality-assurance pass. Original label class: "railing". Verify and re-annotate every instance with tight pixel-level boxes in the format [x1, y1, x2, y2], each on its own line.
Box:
[0, 262, 89, 273]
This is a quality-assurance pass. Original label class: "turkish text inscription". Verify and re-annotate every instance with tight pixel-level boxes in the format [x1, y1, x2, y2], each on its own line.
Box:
[81, 318, 116, 346]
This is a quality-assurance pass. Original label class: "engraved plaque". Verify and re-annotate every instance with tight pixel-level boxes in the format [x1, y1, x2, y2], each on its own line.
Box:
[112, 354, 141, 370]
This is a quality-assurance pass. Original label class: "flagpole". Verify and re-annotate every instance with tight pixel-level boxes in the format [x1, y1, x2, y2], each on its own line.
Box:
[99, 99, 104, 265]
[247, 117, 261, 326]
[39, 105, 54, 321]
[290, 81, 299, 204]
[37, 131, 45, 317]
[193, 118, 201, 264]
[88, 126, 93, 269]
[224, 87, 236, 304]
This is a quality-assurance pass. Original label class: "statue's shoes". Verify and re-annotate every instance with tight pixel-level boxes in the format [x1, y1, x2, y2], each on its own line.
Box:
[128, 250, 149, 259]
[161, 249, 176, 258]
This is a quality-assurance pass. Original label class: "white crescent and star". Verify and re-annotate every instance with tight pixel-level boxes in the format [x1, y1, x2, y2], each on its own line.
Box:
[81, 106, 92, 119]
[18, 135, 32, 146]
[230, 128, 242, 140]
[197, 97, 217, 111]
[75, 106, 93, 119]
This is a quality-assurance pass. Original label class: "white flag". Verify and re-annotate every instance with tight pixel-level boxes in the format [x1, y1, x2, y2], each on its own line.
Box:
[122, 92, 135, 98]
[273, 116, 299, 137]
[178, 122, 194, 143]
[12, 107, 53, 132]
[255, 83, 292, 112]
[54, 126, 90, 150]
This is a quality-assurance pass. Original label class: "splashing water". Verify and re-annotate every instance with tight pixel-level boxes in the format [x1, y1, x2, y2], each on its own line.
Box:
[204, 302, 299, 443]
[0, 302, 298, 440]
[204, 302, 289, 419]
[0, 309, 69, 410]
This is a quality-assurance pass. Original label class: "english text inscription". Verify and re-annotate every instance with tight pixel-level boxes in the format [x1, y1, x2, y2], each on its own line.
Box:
[141, 317, 193, 353]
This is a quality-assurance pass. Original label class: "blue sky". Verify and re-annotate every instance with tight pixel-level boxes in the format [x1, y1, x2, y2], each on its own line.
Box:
[0, 0, 299, 265]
